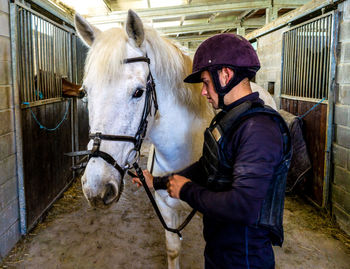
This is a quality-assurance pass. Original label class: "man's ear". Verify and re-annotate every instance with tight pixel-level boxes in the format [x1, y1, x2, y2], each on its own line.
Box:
[223, 67, 234, 85]
[219, 67, 234, 86]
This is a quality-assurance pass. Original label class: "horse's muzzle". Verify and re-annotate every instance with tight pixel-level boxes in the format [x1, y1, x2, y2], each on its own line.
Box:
[84, 181, 121, 208]
[102, 183, 117, 205]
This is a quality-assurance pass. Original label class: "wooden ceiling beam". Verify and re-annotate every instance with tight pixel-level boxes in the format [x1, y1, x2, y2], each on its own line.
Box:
[207, 12, 220, 23]
[237, 9, 259, 21]
[274, 0, 310, 7]
[102, 0, 112, 12]
[180, 16, 185, 26]
[169, 32, 236, 43]
[158, 18, 264, 35]
[87, 1, 271, 24]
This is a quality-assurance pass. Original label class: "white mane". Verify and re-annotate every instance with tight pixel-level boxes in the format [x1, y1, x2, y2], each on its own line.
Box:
[144, 26, 211, 117]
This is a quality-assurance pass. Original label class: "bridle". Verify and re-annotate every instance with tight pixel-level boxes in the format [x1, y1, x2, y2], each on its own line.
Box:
[88, 56, 158, 178]
[66, 55, 195, 239]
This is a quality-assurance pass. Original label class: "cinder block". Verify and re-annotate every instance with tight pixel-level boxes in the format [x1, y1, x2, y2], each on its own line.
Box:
[257, 36, 267, 48]
[0, 110, 13, 136]
[332, 184, 350, 213]
[272, 27, 284, 39]
[342, 0, 350, 20]
[336, 63, 350, 84]
[332, 203, 350, 235]
[272, 54, 282, 67]
[339, 20, 350, 42]
[334, 166, 350, 190]
[0, 0, 9, 14]
[334, 104, 350, 126]
[333, 202, 350, 225]
[335, 125, 350, 148]
[0, 86, 11, 110]
[0, 133, 15, 160]
[0, 177, 18, 212]
[0, 36, 10, 62]
[0, 220, 20, 260]
[0, 12, 9, 37]
[0, 154, 16, 186]
[257, 71, 267, 82]
[0, 61, 12, 85]
[339, 85, 350, 105]
[266, 70, 276, 81]
[340, 42, 350, 63]
[332, 143, 348, 169]
[0, 198, 19, 238]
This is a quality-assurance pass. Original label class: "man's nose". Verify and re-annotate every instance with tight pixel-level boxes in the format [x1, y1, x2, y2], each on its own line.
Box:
[201, 87, 207, 96]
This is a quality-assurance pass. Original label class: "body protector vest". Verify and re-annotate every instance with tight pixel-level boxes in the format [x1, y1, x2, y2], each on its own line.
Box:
[201, 100, 292, 246]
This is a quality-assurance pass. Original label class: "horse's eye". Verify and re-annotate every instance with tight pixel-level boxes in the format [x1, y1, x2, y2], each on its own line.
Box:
[132, 87, 144, 98]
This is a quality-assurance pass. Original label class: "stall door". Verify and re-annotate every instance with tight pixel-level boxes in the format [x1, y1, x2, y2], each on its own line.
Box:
[280, 12, 338, 207]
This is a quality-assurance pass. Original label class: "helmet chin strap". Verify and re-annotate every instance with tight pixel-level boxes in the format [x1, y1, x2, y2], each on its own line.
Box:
[208, 67, 247, 110]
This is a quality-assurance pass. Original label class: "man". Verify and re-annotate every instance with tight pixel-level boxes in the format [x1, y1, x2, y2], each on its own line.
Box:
[133, 33, 291, 268]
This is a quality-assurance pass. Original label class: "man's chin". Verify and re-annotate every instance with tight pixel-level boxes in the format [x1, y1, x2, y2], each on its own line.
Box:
[211, 103, 219, 110]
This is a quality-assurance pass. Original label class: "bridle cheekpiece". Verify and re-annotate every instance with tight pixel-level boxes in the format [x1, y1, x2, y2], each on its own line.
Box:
[87, 56, 158, 177]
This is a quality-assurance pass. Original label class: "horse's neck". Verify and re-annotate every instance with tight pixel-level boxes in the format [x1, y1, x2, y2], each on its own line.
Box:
[148, 82, 210, 176]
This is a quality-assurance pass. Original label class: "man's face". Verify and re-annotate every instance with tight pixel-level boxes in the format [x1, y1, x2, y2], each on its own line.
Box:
[201, 71, 219, 109]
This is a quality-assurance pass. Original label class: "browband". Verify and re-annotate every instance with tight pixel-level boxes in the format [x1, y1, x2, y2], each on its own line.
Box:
[123, 57, 150, 64]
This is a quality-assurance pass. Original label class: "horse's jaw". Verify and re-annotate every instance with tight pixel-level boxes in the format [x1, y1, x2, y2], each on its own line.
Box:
[81, 158, 123, 209]
[148, 94, 208, 175]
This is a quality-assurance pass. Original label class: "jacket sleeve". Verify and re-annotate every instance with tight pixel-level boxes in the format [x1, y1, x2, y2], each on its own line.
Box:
[154, 158, 207, 190]
[178, 157, 207, 187]
[179, 115, 283, 225]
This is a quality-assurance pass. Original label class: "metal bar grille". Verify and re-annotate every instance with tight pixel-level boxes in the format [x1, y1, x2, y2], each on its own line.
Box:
[16, 4, 73, 104]
[75, 36, 89, 84]
[281, 14, 332, 100]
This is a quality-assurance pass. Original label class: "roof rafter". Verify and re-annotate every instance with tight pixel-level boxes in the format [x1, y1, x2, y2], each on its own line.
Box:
[237, 9, 259, 21]
[158, 18, 265, 36]
[207, 12, 220, 23]
[87, 1, 272, 24]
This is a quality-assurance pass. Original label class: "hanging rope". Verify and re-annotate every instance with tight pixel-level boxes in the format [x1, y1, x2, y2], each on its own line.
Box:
[298, 97, 326, 119]
[22, 99, 71, 131]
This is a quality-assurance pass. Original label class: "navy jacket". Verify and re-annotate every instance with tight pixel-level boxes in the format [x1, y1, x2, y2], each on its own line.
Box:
[178, 92, 283, 268]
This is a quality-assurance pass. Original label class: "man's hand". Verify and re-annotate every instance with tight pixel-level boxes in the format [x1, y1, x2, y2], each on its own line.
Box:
[132, 170, 154, 189]
[167, 175, 191, 199]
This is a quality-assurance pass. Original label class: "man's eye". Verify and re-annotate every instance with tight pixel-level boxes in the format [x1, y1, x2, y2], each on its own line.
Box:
[132, 87, 144, 98]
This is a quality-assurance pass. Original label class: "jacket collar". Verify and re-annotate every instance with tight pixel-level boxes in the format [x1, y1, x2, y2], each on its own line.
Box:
[223, 92, 263, 112]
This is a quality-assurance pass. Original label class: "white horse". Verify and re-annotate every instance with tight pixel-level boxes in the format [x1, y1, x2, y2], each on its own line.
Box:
[75, 10, 276, 269]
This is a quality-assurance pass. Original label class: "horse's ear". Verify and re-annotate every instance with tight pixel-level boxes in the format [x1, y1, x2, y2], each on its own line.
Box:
[74, 13, 101, 47]
[126, 10, 144, 47]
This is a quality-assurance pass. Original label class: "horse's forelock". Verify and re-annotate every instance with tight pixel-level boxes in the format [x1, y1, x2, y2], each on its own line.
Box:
[84, 28, 128, 88]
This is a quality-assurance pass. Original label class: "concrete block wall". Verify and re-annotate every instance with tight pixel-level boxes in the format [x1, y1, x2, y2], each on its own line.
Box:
[332, 0, 350, 235]
[0, 0, 20, 261]
[255, 26, 288, 109]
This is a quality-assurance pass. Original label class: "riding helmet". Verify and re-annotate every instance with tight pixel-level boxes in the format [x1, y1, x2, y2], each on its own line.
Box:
[184, 33, 260, 84]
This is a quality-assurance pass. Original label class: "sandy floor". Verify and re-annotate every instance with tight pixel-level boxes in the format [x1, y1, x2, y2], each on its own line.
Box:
[1, 147, 350, 269]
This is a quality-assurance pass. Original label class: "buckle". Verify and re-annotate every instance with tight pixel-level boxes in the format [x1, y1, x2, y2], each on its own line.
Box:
[92, 133, 102, 152]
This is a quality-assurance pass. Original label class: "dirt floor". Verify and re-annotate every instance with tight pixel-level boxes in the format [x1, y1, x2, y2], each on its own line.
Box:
[1, 146, 350, 269]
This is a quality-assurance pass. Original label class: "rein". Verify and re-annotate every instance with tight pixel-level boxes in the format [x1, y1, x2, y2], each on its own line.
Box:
[66, 55, 195, 239]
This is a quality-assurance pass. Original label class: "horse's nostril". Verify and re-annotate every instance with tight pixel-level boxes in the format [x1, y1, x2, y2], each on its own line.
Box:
[103, 183, 117, 205]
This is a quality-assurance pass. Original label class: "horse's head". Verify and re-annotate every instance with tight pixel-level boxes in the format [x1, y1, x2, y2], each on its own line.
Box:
[75, 10, 155, 208]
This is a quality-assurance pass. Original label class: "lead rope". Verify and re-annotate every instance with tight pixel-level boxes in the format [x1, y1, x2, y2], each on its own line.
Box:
[298, 97, 326, 119]
[128, 163, 196, 240]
